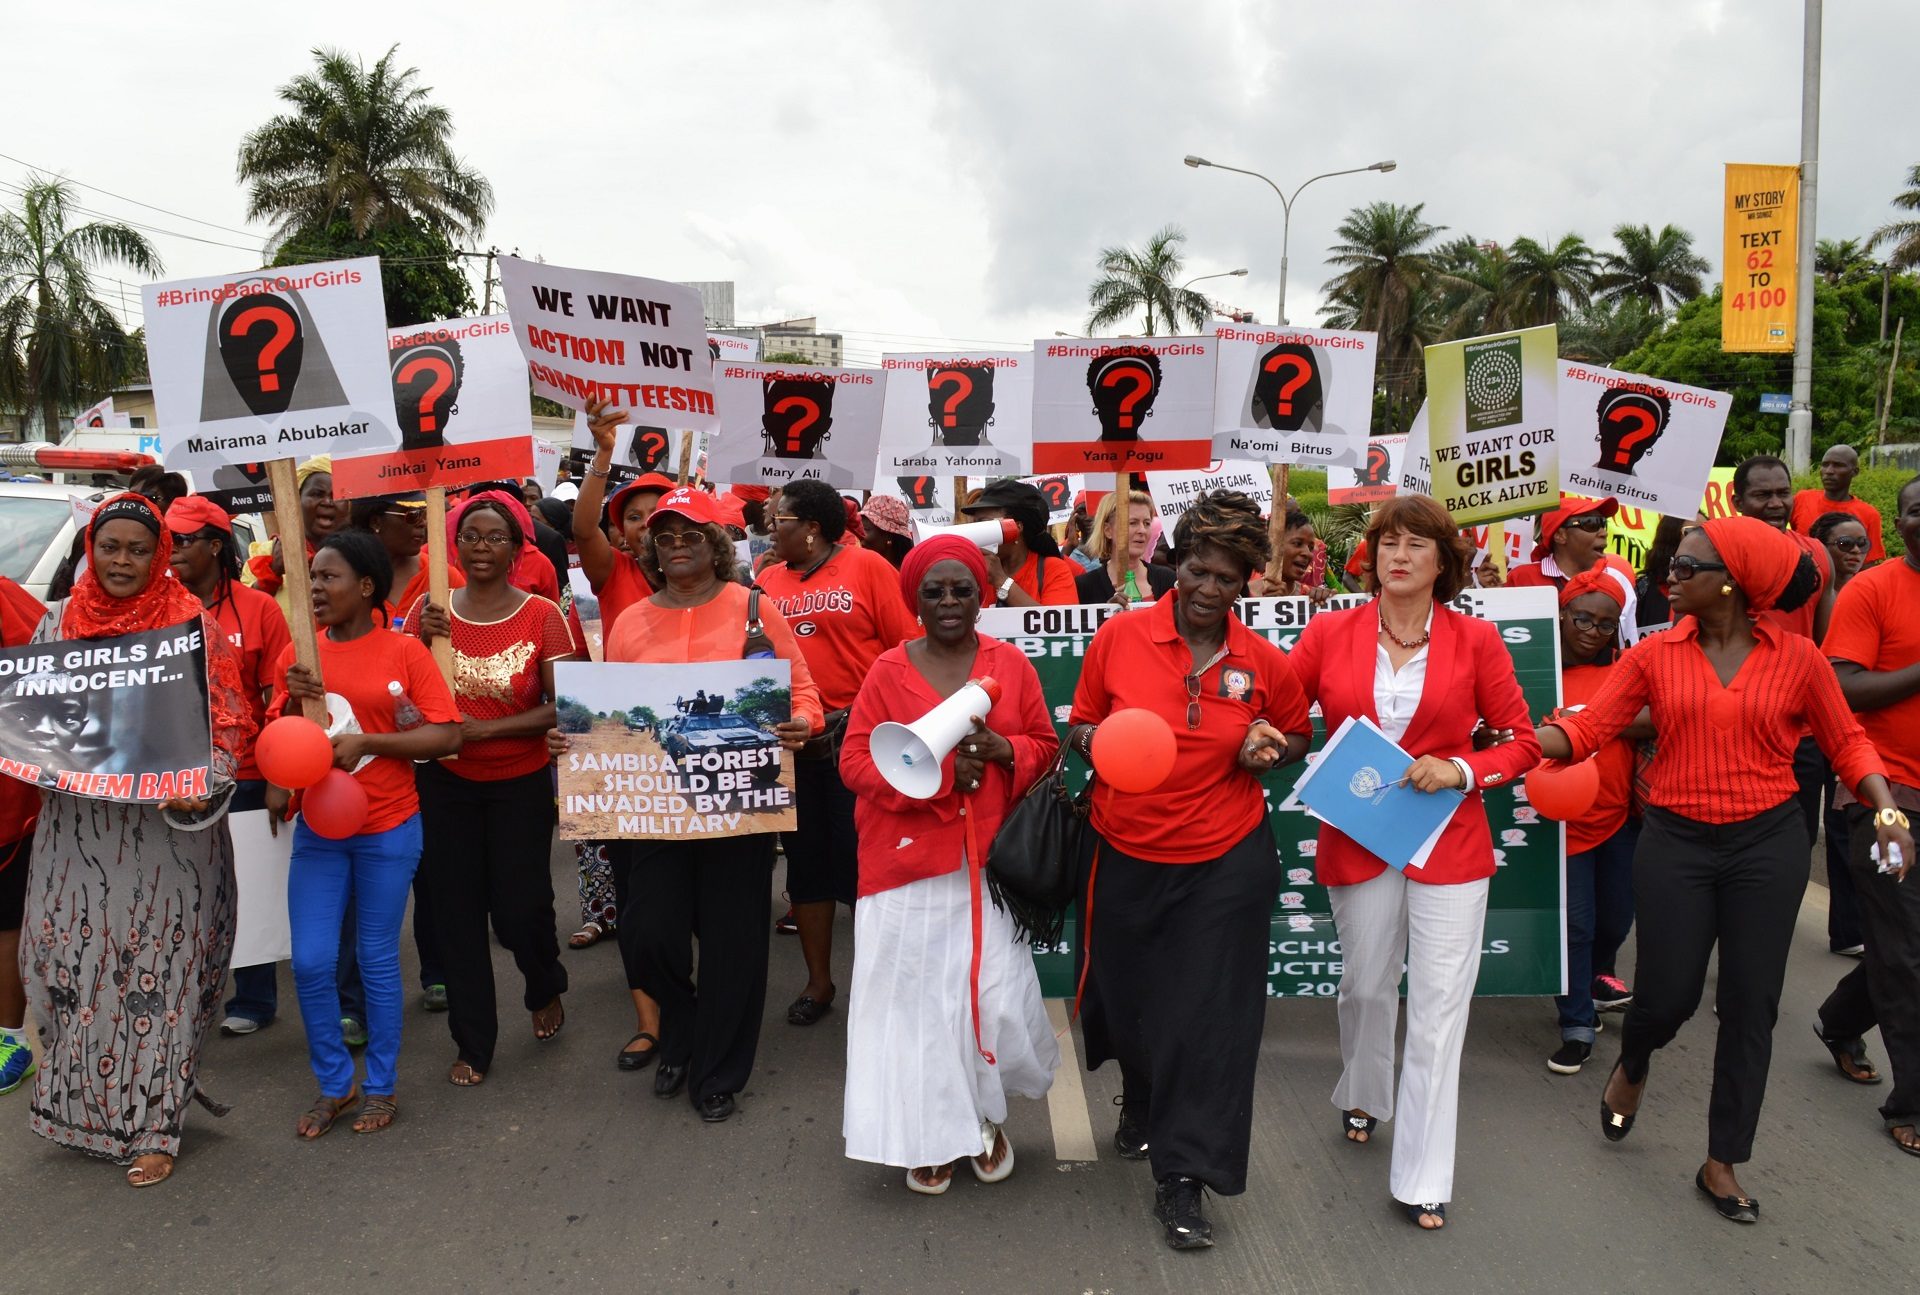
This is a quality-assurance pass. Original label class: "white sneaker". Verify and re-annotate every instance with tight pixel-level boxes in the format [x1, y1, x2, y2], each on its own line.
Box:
[219, 1016, 262, 1036]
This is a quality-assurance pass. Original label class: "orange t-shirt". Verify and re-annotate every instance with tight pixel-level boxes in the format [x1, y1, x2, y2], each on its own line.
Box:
[1792, 490, 1886, 562]
[755, 546, 915, 711]
[204, 581, 293, 782]
[269, 629, 460, 833]
[984, 552, 1078, 607]
[1561, 663, 1636, 854]
[387, 559, 465, 632]
[591, 550, 654, 638]
[1824, 558, 1920, 791]
[605, 582, 824, 732]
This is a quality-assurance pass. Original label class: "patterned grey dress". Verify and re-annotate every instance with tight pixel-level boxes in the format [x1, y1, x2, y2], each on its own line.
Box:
[21, 606, 245, 1163]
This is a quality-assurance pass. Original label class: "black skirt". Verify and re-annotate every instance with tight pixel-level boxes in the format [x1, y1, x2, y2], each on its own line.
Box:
[1075, 821, 1279, 1194]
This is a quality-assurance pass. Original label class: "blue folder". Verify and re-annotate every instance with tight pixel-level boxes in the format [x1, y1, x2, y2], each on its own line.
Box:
[1293, 715, 1464, 871]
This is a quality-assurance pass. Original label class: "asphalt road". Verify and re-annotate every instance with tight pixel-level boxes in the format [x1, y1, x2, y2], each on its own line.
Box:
[3, 847, 1915, 1295]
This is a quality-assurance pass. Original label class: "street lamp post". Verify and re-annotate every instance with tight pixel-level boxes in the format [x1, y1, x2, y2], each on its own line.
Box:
[1140, 268, 1250, 330]
[1183, 156, 1395, 326]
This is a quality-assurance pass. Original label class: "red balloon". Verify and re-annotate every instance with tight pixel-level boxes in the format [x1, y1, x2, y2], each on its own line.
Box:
[1091, 708, 1178, 793]
[1524, 758, 1601, 822]
[256, 716, 333, 791]
[301, 769, 368, 840]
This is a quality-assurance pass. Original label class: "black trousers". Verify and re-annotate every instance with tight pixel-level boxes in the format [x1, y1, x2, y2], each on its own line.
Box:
[1818, 804, 1920, 1126]
[1620, 800, 1808, 1164]
[786, 756, 858, 905]
[1076, 822, 1279, 1195]
[419, 762, 568, 1073]
[614, 834, 775, 1103]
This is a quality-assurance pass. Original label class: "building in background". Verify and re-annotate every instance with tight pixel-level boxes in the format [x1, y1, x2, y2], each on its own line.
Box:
[758, 317, 844, 367]
[686, 280, 737, 328]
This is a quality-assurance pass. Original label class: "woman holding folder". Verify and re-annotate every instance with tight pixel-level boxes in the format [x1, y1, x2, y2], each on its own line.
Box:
[1285, 495, 1541, 1231]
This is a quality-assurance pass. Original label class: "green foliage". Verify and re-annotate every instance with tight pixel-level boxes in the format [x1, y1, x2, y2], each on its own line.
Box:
[1795, 465, 1916, 558]
[556, 698, 593, 733]
[1867, 164, 1920, 272]
[271, 216, 474, 326]
[1085, 225, 1214, 336]
[627, 705, 658, 731]
[731, 677, 792, 731]
[762, 350, 815, 365]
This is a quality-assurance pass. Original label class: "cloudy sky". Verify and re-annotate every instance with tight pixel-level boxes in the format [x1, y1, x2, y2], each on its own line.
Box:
[10, 1, 1914, 363]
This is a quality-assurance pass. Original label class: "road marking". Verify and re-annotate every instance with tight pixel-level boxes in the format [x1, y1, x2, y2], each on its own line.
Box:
[1045, 999, 1098, 1161]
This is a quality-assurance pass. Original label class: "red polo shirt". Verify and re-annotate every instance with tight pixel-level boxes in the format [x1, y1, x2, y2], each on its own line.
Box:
[1824, 558, 1920, 791]
[1070, 596, 1310, 863]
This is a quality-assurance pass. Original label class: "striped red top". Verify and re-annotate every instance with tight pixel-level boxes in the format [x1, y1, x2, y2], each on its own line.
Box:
[1552, 615, 1883, 825]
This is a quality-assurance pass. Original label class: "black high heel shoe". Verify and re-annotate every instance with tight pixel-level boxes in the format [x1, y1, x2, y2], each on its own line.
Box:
[1600, 1060, 1644, 1142]
[1695, 1167, 1758, 1223]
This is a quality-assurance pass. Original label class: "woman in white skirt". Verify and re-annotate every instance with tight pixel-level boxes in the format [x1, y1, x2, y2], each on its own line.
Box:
[838, 535, 1061, 1192]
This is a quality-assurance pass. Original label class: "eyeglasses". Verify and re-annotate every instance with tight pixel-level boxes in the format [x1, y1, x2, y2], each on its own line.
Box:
[918, 582, 978, 603]
[1560, 515, 1610, 533]
[653, 529, 710, 550]
[456, 530, 515, 548]
[1829, 536, 1871, 553]
[1566, 612, 1620, 636]
[1668, 556, 1729, 581]
[1183, 672, 1203, 731]
[770, 514, 803, 525]
[170, 532, 208, 547]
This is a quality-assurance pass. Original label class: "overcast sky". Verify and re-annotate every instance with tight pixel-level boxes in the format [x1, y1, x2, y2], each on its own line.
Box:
[10, 1, 1914, 364]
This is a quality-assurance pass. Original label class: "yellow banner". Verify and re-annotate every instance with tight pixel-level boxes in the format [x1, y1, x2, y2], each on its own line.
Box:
[1602, 467, 1738, 572]
[1722, 163, 1798, 353]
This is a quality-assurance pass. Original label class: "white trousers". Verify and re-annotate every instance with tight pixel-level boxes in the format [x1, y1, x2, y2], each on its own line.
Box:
[1328, 869, 1490, 1206]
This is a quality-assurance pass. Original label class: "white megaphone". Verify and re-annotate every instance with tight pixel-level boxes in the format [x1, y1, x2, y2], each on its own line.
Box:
[868, 676, 1003, 799]
[911, 515, 1021, 549]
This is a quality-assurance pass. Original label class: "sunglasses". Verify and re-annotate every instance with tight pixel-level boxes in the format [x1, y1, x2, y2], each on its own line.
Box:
[1183, 672, 1203, 731]
[1566, 611, 1620, 636]
[1668, 556, 1728, 581]
[653, 529, 710, 550]
[1829, 536, 1870, 553]
[1559, 515, 1609, 533]
[918, 582, 978, 603]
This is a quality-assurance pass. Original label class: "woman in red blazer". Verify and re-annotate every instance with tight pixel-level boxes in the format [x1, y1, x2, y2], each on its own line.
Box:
[1287, 495, 1541, 1232]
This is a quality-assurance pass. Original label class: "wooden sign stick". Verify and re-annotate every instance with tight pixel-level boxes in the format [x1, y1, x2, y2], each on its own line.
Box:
[264, 457, 325, 725]
[424, 485, 454, 683]
[677, 431, 696, 487]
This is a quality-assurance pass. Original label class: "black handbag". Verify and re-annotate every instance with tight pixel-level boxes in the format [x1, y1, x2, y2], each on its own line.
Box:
[985, 744, 1092, 946]
[799, 706, 851, 763]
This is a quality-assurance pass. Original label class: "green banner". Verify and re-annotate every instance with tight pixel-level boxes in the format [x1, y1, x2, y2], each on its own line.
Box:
[1423, 324, 1560, 525]
[976, 587, 1566, 999]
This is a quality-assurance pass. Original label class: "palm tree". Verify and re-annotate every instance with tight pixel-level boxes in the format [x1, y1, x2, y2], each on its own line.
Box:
[1320, 202, 1447, 394]
[1815, 237, 1878, 285]
[1506, 233, 1596, 325]
[236, 45, 494, 248]
[1084, 225, 1213, 336]
[1558, 297, 1664, 366]
[1866, 165, 1920, 271]
[1592, 223, 1710, 311]
[0, 177, 162, 440]
[1429, 237, 1522, 337]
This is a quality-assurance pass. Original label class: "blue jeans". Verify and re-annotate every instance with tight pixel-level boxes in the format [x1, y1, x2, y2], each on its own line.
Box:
[1557, 819, 1640, 1042]
[288, 815, 424, 1097]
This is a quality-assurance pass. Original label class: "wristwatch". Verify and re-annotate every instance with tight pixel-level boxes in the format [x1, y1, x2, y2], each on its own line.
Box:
[998, 577, 1015, 600]
[1876, 807, 1911, 830]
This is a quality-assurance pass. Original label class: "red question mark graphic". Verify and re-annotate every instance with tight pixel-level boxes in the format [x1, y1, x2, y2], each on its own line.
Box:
[1365, 442, 1391, 484]
[929, 369, 974, 428]
[1038, 477, 1069, 510]
[773, 395, 821, 453]
[228, 304, 297, 393]
[637, 428, 670, 468]
[395, 354, 454, 433]
[911, 475, 933, 506]
[1100, 364, 1152, 429]
[1606, 405, 1658, 466]
[1262, 353, 1312, 416]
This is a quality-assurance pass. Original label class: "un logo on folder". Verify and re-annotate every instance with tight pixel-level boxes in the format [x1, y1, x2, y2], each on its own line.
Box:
[1349, 766, 1390, 804]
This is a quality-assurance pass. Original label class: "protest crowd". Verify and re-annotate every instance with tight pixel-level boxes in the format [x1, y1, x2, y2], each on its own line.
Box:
[3, 264, 1919, 1261]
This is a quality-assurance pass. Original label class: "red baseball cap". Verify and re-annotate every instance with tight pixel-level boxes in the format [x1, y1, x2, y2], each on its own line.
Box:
[606, 473, 678, 527]
[647, 486, 721, 529]
[1532, 495, 1620, 560]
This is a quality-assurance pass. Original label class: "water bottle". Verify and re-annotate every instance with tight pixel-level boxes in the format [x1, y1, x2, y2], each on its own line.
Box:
[1122, 569, 1143, 604]
[389, 680, 426, 731]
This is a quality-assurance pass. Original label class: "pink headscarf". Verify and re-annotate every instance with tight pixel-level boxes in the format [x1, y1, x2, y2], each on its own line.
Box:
[451, 490, 551, 595]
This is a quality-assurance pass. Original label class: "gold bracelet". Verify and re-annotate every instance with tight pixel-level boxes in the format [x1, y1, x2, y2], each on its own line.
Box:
[1875, 807, 1911, 831]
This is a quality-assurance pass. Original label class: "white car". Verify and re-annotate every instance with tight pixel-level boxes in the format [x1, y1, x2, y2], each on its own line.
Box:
[0, 477, 264, 603]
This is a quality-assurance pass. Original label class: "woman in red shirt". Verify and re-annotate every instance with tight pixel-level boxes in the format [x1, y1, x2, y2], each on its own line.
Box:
[267, 531, 462, 1139]
[1542, 569, 1651, 1077]
[1066, 489, 1311, 1251]
[755, 479, 915, 1027]
[1286, 495, 1542, 1233]
[959, 479, 1079, 606]
[586, 487, 821, 1123]
[838, 535, 1060, 1193]
[412, 493, 578, 1087]
[1539, 515, 1913, 1223]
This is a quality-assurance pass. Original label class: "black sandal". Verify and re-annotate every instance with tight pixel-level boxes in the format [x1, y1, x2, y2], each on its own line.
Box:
[786, 994, 834, 1027]
[1601, 1060, 1643, 1142]
[616, 1031, 659, 1072]
[1695, 1167, 1758, 1223]
[1403, 1201, 1446, 1230]
[1342, 1111, 1377, 1144]
[1814, 1023, 1883, 1084]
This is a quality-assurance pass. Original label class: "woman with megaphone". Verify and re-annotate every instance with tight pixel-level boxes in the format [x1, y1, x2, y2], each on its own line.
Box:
[1064, 489, 1312, 1250]
[838, 534, 1061, 1194]
[957, 479, 1079, 606]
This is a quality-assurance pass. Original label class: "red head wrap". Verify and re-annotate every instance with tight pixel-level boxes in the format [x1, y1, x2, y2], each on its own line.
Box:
[1700, 515, 1802, 611]
[1558, 566, 1626, 610]
[451, 490, 552, 596]
[899, 535, 989, 614]
[729, 484, 772, 504]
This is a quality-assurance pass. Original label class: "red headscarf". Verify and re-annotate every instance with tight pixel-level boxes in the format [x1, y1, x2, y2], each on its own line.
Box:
[841, 496, 866, 542]
[1700, 515, 1802, 611]
[729, 484, 772, 504]
[899, 535, 989, 613]
[450, 490, 556, 599]
[1558, 566, 1626, 610]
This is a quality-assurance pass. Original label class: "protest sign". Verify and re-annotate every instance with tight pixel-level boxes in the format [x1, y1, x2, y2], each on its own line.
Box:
[706, 362, 887, 490]
[1146, 460, 1273, 530]
[330, 316, 535, 499]
[555, 659, 796, 840]
[229, 810, 293, 968]
[1031, 336, 1218, 474]
[877, 352, 1031, 479]
[979, 584, 1566, 998]
[533, 438, 562, 494]
[567, 567, 604, 662]
[1558, 362, 1730, 519]
[1602, 466, 1737, 571]
[708, 331, 762, 364]
[894, 471, 957, 526]
[1423, 325, 1559, 524]
[1210, 324, 1377, 469]
[1723, 163, 1799, 353]
[497, 255, 717, 430]
[1328, 435, 1405, 504]
[1396, 404, 1433, 498]
[565, 330, 759, 483]
[0, 620, 211, 803]
[199, 465, 276, 516]
[72, 395, 131, 431]
[1019, 473, 1084, 524]
[140, 257, 400, 471]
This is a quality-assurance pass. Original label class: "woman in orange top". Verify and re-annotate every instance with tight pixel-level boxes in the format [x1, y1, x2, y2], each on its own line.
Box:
[584, 487, 821, 1123]
[1538, 516, 1912, 1223]
[755, 479, 915, 1028]
[1066, 490, 1311, 1250]
[958, 479, 1079, 606]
